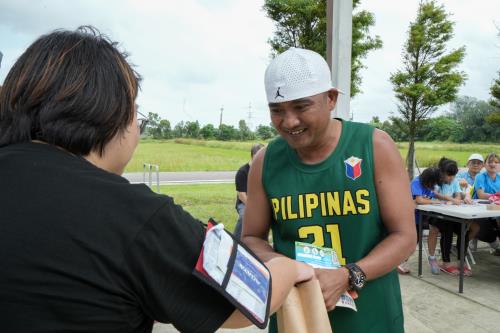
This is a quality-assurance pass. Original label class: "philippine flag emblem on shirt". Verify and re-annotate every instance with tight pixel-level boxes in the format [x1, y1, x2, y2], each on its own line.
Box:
[344, 156, 362, 180]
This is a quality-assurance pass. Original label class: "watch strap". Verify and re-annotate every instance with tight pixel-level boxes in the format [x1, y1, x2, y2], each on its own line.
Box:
[345, 263, 366, 291]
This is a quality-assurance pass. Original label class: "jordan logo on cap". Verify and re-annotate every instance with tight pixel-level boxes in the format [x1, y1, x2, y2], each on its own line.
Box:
[275, 87, 284, 99]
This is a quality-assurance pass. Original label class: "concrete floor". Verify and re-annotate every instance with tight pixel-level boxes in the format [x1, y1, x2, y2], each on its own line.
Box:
[154, 242, 500, 333]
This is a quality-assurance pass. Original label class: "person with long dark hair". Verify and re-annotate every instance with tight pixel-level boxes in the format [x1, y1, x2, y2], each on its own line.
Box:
[431, 158, 473, 275]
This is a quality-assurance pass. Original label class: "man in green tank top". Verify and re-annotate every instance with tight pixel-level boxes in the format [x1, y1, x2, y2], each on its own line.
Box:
[242, 47, 416, 333]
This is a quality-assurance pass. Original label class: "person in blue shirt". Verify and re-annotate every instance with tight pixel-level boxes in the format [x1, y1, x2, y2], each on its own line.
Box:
[410, 168, 440, 203]
[401, 167, 442, 274]
[429, 159, 471, 275]
[475, 153, 500, 199]
[409, 159, 475, 276]
[433, 159, 475, 276]
[474, 153, 500, 255]
[456, 153, 484, 193]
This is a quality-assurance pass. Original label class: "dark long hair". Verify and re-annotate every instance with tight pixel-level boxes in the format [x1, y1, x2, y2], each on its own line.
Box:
[419, 167, 441, 189]
[0, 26, 141, 155]
[438, 157, 458, 176]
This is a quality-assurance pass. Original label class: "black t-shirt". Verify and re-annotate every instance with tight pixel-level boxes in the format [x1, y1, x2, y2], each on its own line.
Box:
[235, 163, 250, 207]
[0, 142, 234, 333]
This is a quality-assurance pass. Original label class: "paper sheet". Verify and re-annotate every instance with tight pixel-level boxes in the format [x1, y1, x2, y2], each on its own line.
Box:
[277, 279, 333, 333]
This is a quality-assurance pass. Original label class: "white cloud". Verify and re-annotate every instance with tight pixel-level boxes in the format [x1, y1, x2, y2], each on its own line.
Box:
[355, 0, 500, 122]
[0, 0, 498, 126]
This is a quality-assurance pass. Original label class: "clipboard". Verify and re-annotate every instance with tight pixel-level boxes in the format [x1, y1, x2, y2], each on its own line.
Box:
[193, 218, 272, 329]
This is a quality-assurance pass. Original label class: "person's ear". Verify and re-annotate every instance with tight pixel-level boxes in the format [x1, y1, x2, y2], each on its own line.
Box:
[326, 89, 339, 110]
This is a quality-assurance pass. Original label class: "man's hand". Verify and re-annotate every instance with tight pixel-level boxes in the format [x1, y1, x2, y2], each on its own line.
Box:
[314, 267, 350, 311]
[295, 261, 315, 284]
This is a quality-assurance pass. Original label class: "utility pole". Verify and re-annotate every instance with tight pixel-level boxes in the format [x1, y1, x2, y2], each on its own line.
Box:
[219, 106, 224, 128]
[326, 0, 352, 120]
[182, 98, 193, 121]
[247, 102, 253, 130]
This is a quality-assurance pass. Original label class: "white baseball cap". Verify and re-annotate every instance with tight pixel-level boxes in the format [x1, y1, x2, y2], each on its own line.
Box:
[468, 153, 484, 162]
[264, 47, 340, 103]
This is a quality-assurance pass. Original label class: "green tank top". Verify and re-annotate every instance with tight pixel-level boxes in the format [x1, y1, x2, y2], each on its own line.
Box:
[263, 120, 403, 333]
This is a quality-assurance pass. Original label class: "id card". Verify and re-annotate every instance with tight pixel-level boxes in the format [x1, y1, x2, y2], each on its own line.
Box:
[193, 220, 272, 328]
[295, 241, 357, 312]
[295, 241, 340, 269]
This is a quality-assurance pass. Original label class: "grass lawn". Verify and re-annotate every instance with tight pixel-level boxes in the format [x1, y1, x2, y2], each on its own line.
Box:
[143, 140, 498, 233]
[396, 141, 499, 167]
[126, 139, 499, 172]
[126, 139, 255, 173]
[158, 183, 239, 232]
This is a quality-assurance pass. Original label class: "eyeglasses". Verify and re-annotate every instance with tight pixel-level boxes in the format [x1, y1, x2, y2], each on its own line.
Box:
[137, 110, 149, 135]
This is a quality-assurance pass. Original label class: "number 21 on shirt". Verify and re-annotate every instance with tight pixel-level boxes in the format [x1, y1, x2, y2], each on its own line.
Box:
[298, 224, 346, 265]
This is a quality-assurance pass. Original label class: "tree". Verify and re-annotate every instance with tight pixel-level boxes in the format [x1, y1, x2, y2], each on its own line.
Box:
[490, 72, 500, 108]
[369, 116, 382, 129]
[157, 119, 172, 139]
[146, 112, 163, 139]
[238, 119, 254, 140]
[487, 72, 500, 125]
[184, 121, 201, 138]
[173, 121, 186, 138]
[390, 1, 466, 179]
[263, 0, 382, 97]
[420, 116, 459, 142]
[200, 124, 217, 140]
[217, 124, 238, 141]
[379, 116, 411, 142]
[256, 124, 276, 140]
[448, 96, 500, 142]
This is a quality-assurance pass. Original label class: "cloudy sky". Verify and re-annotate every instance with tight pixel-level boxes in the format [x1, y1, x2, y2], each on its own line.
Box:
[0, 0, 498, 128]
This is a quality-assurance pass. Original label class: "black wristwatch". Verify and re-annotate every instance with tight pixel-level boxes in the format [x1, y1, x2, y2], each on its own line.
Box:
[345, 263, 366, 292]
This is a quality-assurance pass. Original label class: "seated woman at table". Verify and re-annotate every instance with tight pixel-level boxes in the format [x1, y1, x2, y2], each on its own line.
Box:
[475, 153, 500, 199]
[409, 159, 474, 276]
[456, 153, 485, 199]
[474, 153, 500, 256]
[414, 160, 461, 275]
[433, 158, 474, 276]
[397, 167, 442, 274]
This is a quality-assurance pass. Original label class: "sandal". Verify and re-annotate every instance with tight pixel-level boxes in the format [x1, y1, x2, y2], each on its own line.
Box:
[440, 265, 459, 275]
[397, 264, 410, 274]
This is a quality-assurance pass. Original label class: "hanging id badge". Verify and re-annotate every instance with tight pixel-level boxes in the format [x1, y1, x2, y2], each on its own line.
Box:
[193, 219, 272, 329]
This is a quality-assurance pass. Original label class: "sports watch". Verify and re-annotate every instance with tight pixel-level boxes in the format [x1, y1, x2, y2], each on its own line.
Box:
[345, 263, 366, 292]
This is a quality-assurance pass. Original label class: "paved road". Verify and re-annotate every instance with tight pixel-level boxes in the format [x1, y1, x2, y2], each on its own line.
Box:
[123, 171, 236, 185]
[123, 167, 471, 187]
[124, 168, 469, 186]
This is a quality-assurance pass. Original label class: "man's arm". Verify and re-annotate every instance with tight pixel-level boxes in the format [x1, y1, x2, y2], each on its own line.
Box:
[241, 148, 283, 262]
[235, 165, 249, 205]
[237, 191, 248, 205]
[229, 148, 317, 327]
[356, 129, 417, 277]
[315, 130, 417, 309]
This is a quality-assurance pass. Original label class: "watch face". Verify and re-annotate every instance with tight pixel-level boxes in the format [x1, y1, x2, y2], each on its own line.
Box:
[348, 264, 366, 290]
[354, 272, 365, 287]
